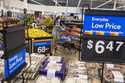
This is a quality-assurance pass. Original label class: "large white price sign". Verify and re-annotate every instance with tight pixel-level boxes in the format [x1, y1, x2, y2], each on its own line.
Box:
[81, 37, 125, 63]
[82, 9, 125, 63]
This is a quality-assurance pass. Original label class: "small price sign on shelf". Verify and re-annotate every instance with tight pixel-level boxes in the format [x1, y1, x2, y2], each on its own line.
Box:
[33, 41, 51, 54]
[81, 37, 125, 63]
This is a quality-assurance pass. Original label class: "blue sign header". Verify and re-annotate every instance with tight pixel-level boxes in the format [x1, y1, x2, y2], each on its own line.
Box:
[33, 41, 51, 46]
[84, 15, 125, 36]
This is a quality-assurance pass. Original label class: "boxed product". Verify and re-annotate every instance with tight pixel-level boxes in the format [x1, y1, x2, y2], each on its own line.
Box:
[40, 62, 66, 80]
[104, 69, 124, 83]
[104, 64, 125, 83]
[39, 56, 65, 80]
[42, 56, 64, 65]
[65, 61, 88, 83]
[25, 53, 46, 72]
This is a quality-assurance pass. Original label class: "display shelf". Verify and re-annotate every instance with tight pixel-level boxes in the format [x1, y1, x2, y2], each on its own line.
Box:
[0, 24, 25, 59]
[0, 18, 26, 83]
[18, 53, 46, 82]
[26, 37, 53, 55]
[29, 37, 53, 40]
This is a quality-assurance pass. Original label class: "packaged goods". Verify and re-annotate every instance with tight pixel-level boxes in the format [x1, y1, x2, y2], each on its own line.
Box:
[66, 61, 88, 83]
[104, 64, 125, 83]
[40, 62, 65, 80]
[104, 69, 124, 83]
[25, 53, 46, 72]
[25, 28, 52, 38]
[40, 56, 65, 80]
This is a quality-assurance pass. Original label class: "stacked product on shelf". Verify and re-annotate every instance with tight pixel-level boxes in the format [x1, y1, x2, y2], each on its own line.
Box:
[24, 53, 46, 80]
[25, 28, 52, 39]
[39, 56, 66, 80]
[104, 64, 125, 83]
[25, 28, 52, 55]
[64, 60, 88, 83]
[59, 21, 81, 52]
[60, 25, 81, 42]
[86, 63, 101, 83]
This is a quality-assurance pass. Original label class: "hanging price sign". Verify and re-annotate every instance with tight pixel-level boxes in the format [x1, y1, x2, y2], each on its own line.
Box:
[81, 9, 125, 63]
[81, 36, 125, 63]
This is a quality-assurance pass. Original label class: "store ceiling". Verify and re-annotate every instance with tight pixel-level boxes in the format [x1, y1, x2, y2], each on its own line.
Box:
[27, 0, 125, 9]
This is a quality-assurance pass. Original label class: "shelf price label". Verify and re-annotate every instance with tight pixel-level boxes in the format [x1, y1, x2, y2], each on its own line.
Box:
[33, 41, 51, 54]
[81, 38, 125, 63]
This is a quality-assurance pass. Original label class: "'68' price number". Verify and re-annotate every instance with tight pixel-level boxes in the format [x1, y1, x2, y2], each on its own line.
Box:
[36, 46, 50, 54]
[87, 40, 124, 54]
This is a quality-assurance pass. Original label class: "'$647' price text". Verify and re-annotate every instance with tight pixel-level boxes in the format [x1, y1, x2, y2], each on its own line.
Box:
[87, 40, 124, 54]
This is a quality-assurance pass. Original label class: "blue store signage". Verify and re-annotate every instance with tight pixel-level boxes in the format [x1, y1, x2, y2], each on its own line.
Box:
[4, 49, 26, 79]
[33, 41, 51, 54]
[33, 41, 51, 46]
[84, 15, 125, 36]
[81, 10, 125, 63]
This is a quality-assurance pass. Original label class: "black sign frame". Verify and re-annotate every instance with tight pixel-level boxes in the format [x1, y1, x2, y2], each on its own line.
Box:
[81, 9, 125, 64]
[81, 35, 125, 64]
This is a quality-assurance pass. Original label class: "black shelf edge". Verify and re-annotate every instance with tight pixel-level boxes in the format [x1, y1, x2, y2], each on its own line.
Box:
[3, 44, 25, 59]
[26, 37, 53, 40]
[5, 25, 25, 33]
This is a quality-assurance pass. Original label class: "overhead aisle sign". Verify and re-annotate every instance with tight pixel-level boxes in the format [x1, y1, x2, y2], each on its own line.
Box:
[81, 9, 125, 63]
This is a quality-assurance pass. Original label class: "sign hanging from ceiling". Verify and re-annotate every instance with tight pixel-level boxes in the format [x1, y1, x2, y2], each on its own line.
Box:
[81, 9, 125, 63]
